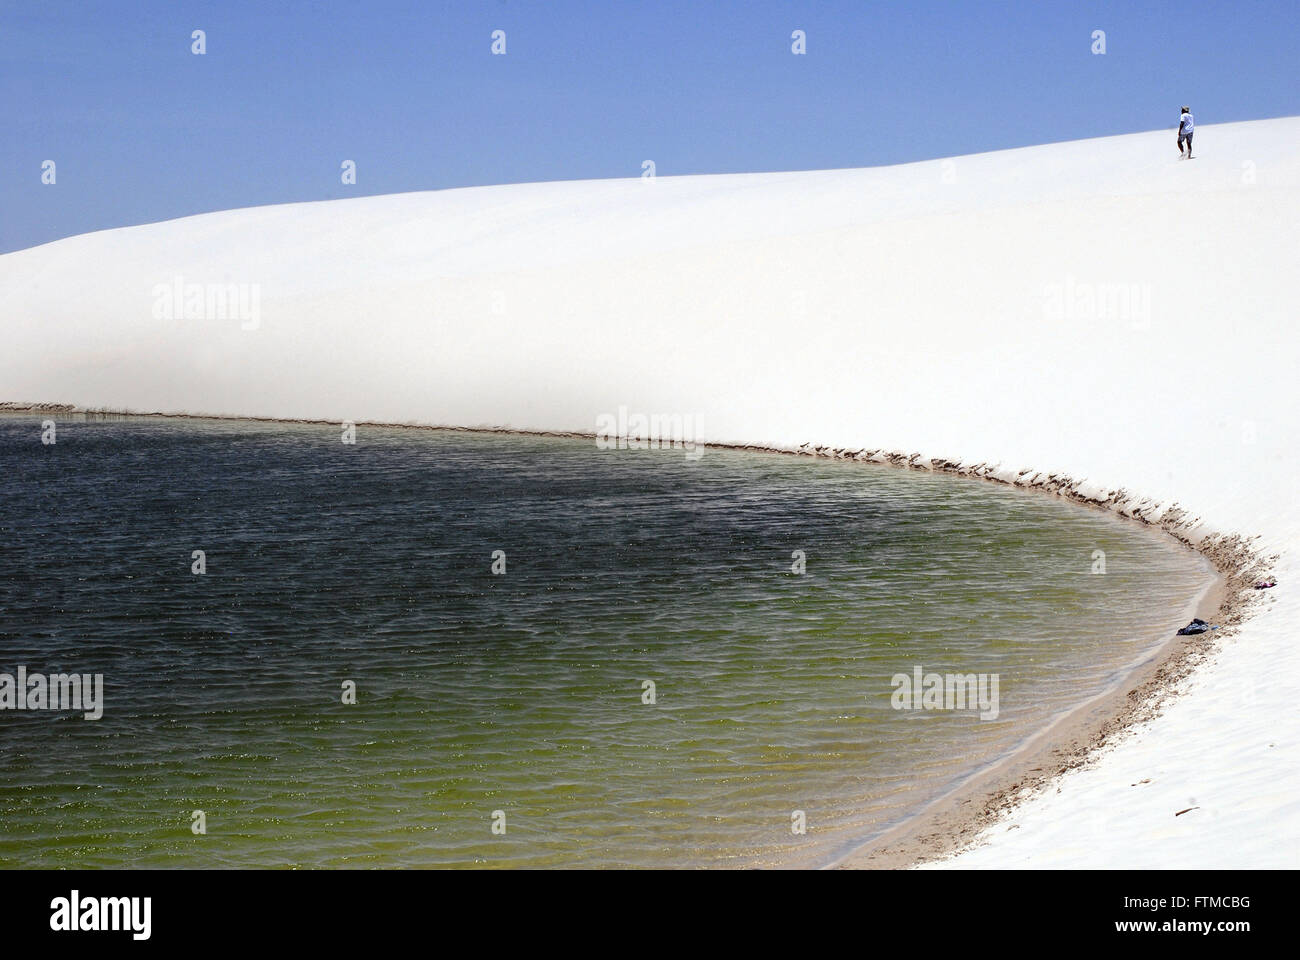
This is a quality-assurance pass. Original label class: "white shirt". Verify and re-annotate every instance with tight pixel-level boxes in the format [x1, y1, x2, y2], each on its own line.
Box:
[1180, 112, 1194, 133]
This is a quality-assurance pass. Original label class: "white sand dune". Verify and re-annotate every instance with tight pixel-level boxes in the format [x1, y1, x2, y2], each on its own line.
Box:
[3, 117, 1297, 868]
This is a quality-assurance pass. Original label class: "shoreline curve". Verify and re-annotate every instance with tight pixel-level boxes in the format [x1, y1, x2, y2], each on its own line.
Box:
[3, 402, 1272, 868]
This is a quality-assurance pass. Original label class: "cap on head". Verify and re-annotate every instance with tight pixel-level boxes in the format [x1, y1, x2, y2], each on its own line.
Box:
[1181, 105, 1190, 113]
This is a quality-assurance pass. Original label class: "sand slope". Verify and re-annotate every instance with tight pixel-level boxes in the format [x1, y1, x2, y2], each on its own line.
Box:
[3, 117, 1298, 868]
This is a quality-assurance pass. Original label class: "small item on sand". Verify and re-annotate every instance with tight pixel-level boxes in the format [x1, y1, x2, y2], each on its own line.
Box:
[1254, 577, 1277, 589]
[1176, 618, 1216, 636]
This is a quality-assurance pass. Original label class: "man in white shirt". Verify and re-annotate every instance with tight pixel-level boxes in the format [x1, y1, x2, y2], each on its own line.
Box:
[1178, 107, 1195, 158]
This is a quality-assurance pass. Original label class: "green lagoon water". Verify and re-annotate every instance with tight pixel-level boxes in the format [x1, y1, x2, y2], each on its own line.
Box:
[0, 413, 1212, 868]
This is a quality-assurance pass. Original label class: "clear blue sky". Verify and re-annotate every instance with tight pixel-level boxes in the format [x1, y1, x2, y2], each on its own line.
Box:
[3, 0, 1296, 253]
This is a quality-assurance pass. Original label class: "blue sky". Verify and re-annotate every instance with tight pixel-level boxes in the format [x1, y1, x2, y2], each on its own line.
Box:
[2, 0, 1297, 253]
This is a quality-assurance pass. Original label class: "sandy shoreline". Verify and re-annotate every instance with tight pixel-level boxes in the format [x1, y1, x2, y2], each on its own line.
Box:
[2, 403, 1273, 868]
[729, 443, 1270, 868]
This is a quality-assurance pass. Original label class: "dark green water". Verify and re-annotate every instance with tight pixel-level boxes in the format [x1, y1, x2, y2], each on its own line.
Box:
[0, 413, 1211, 868]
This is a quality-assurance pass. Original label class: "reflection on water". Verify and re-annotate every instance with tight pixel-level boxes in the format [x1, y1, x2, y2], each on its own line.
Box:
[0, 414, 1211, 867]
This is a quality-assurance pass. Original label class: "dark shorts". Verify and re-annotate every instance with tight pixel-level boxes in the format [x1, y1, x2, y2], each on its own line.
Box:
[1179, 130, 1193, 146]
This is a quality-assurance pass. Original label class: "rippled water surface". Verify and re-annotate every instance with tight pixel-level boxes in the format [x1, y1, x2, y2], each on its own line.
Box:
[0, 413, 1212, 867]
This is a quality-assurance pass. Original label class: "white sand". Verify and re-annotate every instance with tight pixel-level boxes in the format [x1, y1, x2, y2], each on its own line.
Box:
[3, 117, 1297, 868]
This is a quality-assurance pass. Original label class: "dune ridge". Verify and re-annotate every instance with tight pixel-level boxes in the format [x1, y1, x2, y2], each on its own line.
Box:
[4, 116, 1298, 867]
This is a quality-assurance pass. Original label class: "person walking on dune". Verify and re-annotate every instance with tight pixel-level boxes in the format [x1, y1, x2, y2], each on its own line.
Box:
[1178, 106, 1195, 158]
